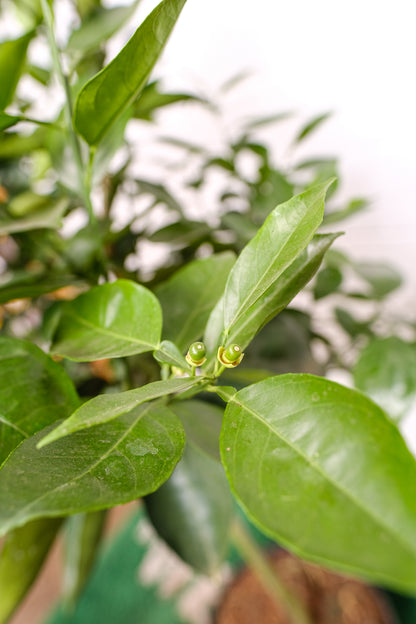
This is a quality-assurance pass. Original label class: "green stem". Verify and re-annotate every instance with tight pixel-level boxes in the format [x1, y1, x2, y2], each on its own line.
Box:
[40, 0, 96, 226]
[230, 519, 313, 624]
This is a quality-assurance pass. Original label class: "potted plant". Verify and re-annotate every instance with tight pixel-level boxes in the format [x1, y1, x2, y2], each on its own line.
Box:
[0, 1, 415, 623]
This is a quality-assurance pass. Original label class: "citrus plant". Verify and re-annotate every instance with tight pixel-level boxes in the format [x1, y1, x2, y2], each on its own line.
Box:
[0, 1, 415, 622]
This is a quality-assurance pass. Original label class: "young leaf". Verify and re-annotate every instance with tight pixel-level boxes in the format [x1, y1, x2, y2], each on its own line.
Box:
[155, 252, 236, 352]
[219, 180, 334, 342]
[153, 340, 190, 370]
[0, 336, 79, 466]
[221, 374, 416, 594]
[0, 197, 68, 235]
[63, 511, 107, 605]
[0, 518, 62, 623]
[50, 280, 162, 361]
[353, 337, 416, 422]
[205, 233, 340, 355]
[294, 111, 332, 144]
[145, 441, 234, 574]
[0, 402, 185, 535]
[0, 32, 33, 109]
[38, 376, 200, 446]
[74, 0, 187, 145]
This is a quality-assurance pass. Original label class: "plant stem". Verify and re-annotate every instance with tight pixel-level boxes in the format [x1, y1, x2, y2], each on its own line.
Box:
[230, 519, 313, 624]
[40, 0, 96, 225]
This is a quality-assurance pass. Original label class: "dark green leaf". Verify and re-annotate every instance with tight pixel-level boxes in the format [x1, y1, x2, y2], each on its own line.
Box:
[335, 307, 371, 339]
[63, 511, 106, 605]
[155, 253, 235, 352]
[39, 377, 200, 446]
[74, 0, 187, 144]
[0, 336, 79, 466]
[67, 2, 140, 53]
[313, 265, 343, 299]
[221, 374, 416, 594]
[145, 440, 234, 574]
[148, 220, 210, 247]
[294, 112, 332, 143]
[0, 112, 22, 132]
[0, 402, 185, 535]
[135, 177, 183, 214]
[0, 32, 33, 109]
[0, 196, 68, 234]
[171, 399, 224, 460]
[353, 337, 416, 422]
[50, 280, 162, 361]
[0, 518, 62, 623]
[133, 80, 203, 121]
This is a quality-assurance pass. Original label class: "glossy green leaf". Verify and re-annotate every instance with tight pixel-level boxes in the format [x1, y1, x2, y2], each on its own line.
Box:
[153, 340, 189, 370]
[0, 32, 32, 109]
[294, 111, 332, 143]
[74, 0, 187, 145]
[171, 399, 224, 460]
[0, 112, 21, 132]
[0, 518, 62, 624]
[50, 279, 162, 361]
[156, 253, 235, 352]
[0, 336, 79, 466]
[353, 261, 402, 298]
[205, 233, 340, 355]
[353, 337, 416, 422]
[67, 2, 140, 53]
[221, 374, 416, 594]
[218, 181, 333, 344]
[0, 402, 184, 535]
[313, 265, 343, 299]
[39, 376, 200, 446]
[0, 197, 68, 234]
[145, 440, 234, 574]
[63, 511, 106, 605]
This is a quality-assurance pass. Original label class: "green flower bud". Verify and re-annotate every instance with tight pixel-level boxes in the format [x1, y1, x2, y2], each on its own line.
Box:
[217, 344, 244, 368]
[186, 342, 207, 366]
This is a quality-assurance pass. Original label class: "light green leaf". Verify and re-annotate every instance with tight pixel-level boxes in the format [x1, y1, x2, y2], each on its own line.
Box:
[50, 279, 162, 361]
[133, 80, 203, 121]
[153, 340, 190, 370]
[38, 376, 200, 446]
[0, 518, 62, 624]
[67, 2, 141, 53]
[74, 0, 187, 145]
[221, 374, 416, 594]
[0, 336, 79, 466]
[294, 111, 332, 144]
[63, 511, 106, 605]
[145, 440, 234, 574]
[353, 261, 402, 299]
[0, 32, 33, 109]
[0, 402, 184, 535]
[219, 181, 333, 343]
[205, 233, 340, 355]
[0, 112, 21, 132]
[156, 252, 236, 352]
[353, 337, 416, 422]
[323, 198, 369, 225]
[0, 196, 68, 234]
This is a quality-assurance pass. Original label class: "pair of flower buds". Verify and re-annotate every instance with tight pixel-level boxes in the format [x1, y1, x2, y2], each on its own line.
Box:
[185, 342, 244, 368]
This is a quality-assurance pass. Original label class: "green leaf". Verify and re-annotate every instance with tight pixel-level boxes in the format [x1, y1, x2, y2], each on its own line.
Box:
[218, 181, 333, 343]
[171, 399, 224, 460]
[313, 265, 343, 299]
[153, 340, 189, 370]
[294, 111, 332, 143]
[0, 336, 79, 466]
[0, 32, 33, 109]
[38, 377, 200, 446]
[0, 518, 62, 623]
[323, 198, 369, 225]
[63, 511, 106, 605]
[0, 112, 21, 132]
[353, 337, 416, 422]
[221, 374, 416, 594]
[353, 261, 402, 298]
[0, 402, 185, 535]
[50, 280, 162, 361]
[0, 272, 84, 305]
[67, 2, 141, 54]
[155, 253, 236, 352]
[205, 233, 340, 355]
[0, 196, 68, 234]
[145, 440, 234, 574]
[74, 0, 187, 145]
[133, 80, 203, 121]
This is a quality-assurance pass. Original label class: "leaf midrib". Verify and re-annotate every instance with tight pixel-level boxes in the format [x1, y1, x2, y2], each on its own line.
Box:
[230, 397, 416, 558]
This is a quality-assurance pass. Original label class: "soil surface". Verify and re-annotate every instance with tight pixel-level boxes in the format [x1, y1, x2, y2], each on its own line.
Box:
[215, 550, 397, 624]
